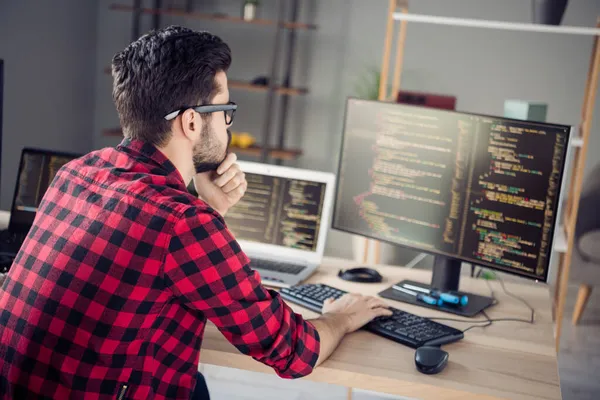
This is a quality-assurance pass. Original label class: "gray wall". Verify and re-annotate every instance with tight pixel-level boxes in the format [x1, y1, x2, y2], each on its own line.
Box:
[0, 0, 98, 209]
[92, 0, 600, 260]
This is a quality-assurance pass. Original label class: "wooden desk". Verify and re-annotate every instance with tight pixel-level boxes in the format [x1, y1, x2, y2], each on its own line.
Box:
[201, 258, 561, 400]
[0, 210, 559, 399]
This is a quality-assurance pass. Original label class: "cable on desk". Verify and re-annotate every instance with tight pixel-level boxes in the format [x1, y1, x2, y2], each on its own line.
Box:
[428, 270, 535, 333]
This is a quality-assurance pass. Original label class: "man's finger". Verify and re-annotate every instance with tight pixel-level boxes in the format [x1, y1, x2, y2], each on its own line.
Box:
[372, 308, 393, 318]
[238, 180, 248, 196]
[222, 172, 245, 193]
[367, 297, 389, 309]
[214, 165, 240, 188]
[216, 153, 238, 175]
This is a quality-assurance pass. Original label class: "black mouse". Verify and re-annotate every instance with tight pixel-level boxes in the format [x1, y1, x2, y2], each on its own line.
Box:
[414, 346, 448, 375]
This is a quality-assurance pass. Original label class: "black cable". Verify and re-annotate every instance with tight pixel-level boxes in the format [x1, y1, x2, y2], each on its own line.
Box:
[428, 270, 535, 333]
[461, 310, 493, 332]
[483, 277, 535, 324]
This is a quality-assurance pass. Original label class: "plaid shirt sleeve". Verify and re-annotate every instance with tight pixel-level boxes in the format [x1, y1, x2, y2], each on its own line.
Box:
[163, 206, 320, 379]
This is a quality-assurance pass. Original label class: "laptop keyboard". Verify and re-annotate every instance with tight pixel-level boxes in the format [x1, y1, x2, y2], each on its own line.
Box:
[249, 258, 307, 275]
[0, 230, 26, 254]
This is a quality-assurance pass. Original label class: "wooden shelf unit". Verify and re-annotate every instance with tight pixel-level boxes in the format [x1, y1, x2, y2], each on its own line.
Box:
[103, 67, 307, 96]
[110, 3, 317, 30]
[106, 0, 316, 163]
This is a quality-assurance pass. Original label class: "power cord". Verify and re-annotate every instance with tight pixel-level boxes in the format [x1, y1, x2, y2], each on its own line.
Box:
[427, 270, 535, 333]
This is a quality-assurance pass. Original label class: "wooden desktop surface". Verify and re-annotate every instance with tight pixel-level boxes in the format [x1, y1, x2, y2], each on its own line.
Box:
[201, 257, 561, 400]
[0, 212, 559, 399]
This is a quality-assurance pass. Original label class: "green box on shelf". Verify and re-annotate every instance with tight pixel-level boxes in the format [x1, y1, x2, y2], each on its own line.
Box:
[503, 100, 548, 122]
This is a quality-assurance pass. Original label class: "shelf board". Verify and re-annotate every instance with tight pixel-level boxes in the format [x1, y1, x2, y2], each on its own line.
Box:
[232, 146, 302, 160]
[393, 12, 600, 36]
[101, 129, 302, 160]
[110, 4, 317, 30]
[103, 68, 307, 96]
[229, 80, 308, 96]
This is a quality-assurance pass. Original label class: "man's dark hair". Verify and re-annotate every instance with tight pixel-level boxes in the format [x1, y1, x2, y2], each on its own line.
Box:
[111, 26, 231, 146]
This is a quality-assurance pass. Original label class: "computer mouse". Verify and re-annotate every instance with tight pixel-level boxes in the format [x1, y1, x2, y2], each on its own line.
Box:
[337, 267, 382, 283]
[414, 346, 449, 375]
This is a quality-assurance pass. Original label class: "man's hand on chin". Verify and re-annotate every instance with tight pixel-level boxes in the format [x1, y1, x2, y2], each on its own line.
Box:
[193, 153, 248, 216]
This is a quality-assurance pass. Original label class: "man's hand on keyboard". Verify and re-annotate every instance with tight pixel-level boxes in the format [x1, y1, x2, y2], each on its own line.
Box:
[322, 294, 393, 334]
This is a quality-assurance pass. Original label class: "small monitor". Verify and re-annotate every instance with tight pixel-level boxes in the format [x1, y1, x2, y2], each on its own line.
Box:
[333, 98, 571, 315]
[222, 161, 335, 265]
[9, 148, 79, 233]
[225, 162, 332, 252]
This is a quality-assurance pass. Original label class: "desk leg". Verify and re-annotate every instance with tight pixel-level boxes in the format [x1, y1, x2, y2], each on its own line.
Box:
[347, 387, 353, 400]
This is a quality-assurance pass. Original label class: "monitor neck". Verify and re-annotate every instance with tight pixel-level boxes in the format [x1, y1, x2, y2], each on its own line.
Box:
[431, 256, 462, 292]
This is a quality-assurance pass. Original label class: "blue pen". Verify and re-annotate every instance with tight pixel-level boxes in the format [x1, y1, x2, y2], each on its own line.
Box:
[392, 285, 443, 306]
[402, 283, 469, 306]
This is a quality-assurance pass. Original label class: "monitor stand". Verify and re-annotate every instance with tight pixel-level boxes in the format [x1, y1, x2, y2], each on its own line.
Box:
[378, 256, 495, 317]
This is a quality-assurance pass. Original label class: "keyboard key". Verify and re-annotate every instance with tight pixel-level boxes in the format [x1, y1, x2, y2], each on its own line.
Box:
[394, 328, 408, 336]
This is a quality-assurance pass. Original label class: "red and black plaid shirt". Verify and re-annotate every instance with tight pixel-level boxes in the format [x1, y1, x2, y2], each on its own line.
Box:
[0, 139, 320, 399]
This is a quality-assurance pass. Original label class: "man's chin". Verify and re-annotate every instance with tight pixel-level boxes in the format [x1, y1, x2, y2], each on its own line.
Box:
[194, 162, 222, 174]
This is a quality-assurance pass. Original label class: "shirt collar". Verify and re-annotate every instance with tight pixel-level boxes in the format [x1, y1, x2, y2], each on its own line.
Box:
[116, 138, 188, 190]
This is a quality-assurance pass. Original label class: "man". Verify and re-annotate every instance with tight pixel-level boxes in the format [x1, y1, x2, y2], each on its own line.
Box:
[0, 26, 391, 399]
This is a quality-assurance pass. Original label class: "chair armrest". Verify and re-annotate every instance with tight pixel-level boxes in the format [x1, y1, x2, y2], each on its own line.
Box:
[577, 230, 600, 264]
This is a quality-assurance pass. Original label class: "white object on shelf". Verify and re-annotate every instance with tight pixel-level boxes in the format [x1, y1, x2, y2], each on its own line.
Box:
[571, 137, 584, 147]
[392, 13, 600, 36]
[553, 225, 568, 253]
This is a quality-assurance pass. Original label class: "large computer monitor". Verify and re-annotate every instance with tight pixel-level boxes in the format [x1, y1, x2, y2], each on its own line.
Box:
[333, 98, 571, 316]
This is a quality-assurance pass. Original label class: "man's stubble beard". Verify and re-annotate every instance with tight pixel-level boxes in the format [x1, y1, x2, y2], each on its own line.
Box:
[193, 126, 231, 174]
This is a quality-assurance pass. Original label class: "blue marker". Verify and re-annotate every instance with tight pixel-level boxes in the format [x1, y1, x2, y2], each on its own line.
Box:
[434, 291, 469, 306]
[402, 283, 469, 307]
[392, 285, 443, 306]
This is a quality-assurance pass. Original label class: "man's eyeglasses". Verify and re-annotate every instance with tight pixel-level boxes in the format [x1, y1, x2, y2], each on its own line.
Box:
[164, 101, 237, 125]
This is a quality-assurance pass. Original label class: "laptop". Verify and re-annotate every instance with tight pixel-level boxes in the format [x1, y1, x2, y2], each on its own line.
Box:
[0, 148, 80, 268]
[224, 161, 336, 287]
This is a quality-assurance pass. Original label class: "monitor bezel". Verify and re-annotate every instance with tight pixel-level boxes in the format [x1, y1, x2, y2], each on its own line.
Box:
[8, 147, 81, 233]
[332, 97, 572, 283]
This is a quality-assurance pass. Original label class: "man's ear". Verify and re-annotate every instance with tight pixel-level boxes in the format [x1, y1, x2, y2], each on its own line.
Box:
[181, 108, 202, 142]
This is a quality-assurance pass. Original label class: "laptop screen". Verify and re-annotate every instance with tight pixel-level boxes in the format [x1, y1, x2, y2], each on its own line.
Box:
[224, 173, 327, 252]
[9, 149, 79, 232]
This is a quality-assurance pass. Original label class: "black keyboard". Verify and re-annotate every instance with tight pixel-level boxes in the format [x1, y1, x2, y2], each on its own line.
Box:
[280, 283, 464, 349]
[249, 259, 307, 275]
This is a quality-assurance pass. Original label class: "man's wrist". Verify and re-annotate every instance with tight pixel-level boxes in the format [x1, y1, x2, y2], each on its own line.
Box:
[319, 312, 351, 336]
[196, 194, 227, 216]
